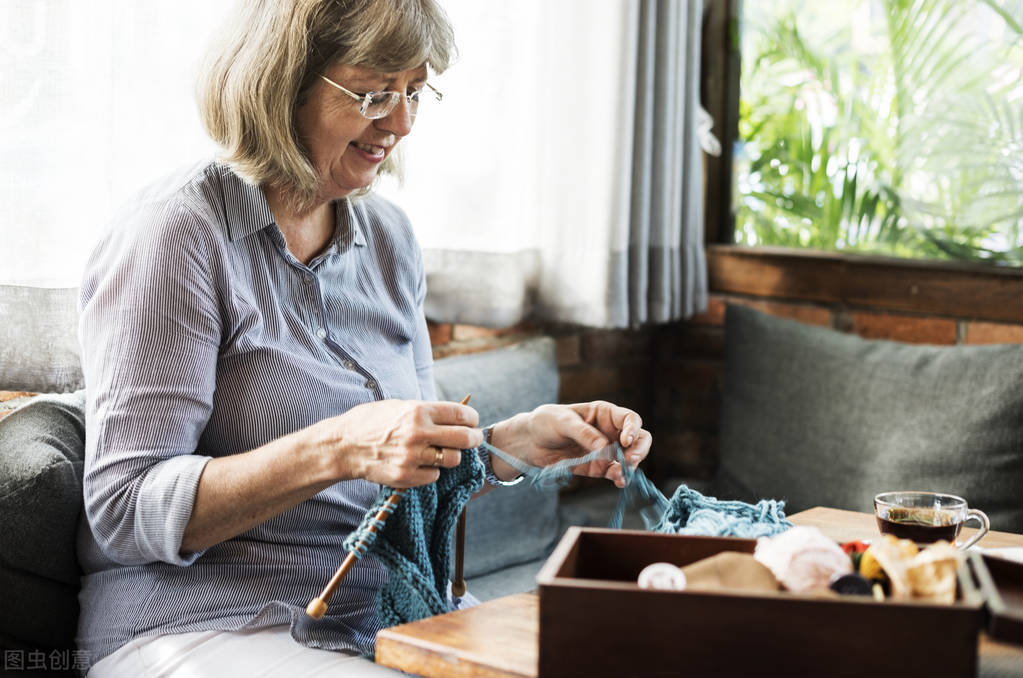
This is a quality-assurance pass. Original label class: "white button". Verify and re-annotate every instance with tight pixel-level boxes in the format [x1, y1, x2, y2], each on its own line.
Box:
[366, 379, 377, 390]
[316, 328, 326, 339]
[343, 360, 354, 369]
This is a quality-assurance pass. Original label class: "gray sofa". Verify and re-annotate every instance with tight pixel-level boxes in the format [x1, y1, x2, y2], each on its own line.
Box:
[6, 286, 1023, 675]
[717, 304, 1023, 534]
[0, 326, 605, 675]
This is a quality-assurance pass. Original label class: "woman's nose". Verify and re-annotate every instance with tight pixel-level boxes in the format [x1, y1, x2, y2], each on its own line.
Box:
[377, 96, 414, 137]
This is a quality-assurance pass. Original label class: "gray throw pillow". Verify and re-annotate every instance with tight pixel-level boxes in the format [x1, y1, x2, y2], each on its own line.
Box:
[433, 337, 561, 578]
[0, 391, 86, 653]
[718, 305, 1023, 532]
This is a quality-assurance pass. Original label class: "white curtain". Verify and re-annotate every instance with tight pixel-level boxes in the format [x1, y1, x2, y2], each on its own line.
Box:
[2, 1, 711, 328]
[380, 0, 712, 328]
[0, 1, 231, 287]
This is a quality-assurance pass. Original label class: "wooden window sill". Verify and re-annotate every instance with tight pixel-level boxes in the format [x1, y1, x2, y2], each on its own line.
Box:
[707, 245, 1023, 324]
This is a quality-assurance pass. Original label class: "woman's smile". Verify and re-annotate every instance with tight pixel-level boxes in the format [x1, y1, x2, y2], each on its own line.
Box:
[351, 141, 387, 161]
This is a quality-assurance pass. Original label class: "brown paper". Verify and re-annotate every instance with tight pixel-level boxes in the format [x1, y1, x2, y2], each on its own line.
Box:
[680, 552, 781, 593]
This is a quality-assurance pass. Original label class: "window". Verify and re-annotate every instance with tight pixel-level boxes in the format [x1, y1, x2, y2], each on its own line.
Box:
[1, 2, 240, 286]
[733, 0, 1023, 267]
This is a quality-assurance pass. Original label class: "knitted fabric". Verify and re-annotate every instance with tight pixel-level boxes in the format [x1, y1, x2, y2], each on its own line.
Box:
[342, 449, 484, 636]
[482, 440, 792, 538]
[344, 439, 789, 652]
[650, 484, 791, 538]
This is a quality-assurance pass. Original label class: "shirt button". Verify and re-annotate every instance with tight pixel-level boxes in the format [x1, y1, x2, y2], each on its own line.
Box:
[343, 360, 354, 370]
[303, 277, 311, 286]
[366, 379, 377, 390]
[315, 328, 327, 339]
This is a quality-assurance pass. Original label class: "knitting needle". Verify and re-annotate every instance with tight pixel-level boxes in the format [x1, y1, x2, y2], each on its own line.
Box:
[452, 501, 468, 597]
[306, 394, 472, 620]
[451, 394, 472, 597]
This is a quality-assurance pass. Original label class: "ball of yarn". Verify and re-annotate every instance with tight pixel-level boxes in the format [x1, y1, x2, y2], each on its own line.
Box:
[754, 526, 852, 593]
[637, 562, 687, 590]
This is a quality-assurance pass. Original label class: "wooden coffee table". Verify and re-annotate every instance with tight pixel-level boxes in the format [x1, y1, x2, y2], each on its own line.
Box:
[375, 507, 1023, 677]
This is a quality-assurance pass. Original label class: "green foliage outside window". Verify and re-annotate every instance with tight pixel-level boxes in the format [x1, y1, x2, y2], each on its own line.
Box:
[736, 0, 1023, 266]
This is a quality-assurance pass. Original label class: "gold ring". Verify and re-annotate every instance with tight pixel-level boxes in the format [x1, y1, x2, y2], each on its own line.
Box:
[433, 448, 444, 467]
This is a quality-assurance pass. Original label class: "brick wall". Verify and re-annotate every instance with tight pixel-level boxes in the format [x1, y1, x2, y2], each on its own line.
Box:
[429, 288, 1023, 486]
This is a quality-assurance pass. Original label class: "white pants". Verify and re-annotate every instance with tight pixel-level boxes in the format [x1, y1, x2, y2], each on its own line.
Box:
[87, 625, 405, 677]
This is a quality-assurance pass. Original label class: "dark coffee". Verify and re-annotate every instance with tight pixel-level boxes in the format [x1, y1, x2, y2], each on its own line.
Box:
[876, 507, 961, 544]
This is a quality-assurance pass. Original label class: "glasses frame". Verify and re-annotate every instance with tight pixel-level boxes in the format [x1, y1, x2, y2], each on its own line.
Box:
[318, 75, 443, 120]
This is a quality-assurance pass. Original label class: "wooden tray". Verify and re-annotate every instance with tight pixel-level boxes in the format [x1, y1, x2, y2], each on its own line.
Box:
[960, 552, 1023, 645]
[536, 527, 984, 678]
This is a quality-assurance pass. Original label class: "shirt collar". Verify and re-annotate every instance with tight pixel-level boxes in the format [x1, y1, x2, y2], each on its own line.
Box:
[219, 166, 275, 242]
[337, 197, 368, 249]
[219, 165, 368, 249]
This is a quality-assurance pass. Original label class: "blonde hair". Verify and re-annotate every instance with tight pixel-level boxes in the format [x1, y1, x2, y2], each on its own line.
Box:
[197, 0, 455, 206]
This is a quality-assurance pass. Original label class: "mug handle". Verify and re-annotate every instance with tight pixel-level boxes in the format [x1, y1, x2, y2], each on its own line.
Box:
[957, 509, 990, 550]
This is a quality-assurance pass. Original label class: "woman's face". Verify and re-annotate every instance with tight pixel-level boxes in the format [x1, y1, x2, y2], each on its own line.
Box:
[296, 62, 428, 203]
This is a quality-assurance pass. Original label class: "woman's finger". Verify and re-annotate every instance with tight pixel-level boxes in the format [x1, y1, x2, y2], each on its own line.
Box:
[417, 446, 462, 469]
[556, 411, 611, 453]
[427, 426, 483, 451]
[606, 460, 625, 488]
[416, 401, 483, 450]
[423, 401, 479, 427]
[623, 428, 652, 469]
[569, 401, 643, 449]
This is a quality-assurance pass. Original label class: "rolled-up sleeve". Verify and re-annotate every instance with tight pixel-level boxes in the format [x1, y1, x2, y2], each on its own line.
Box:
[79, 198, 221, 566]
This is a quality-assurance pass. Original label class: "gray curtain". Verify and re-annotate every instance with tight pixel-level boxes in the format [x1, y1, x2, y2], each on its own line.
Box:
[615, 0, 709, 327]
[421, 0, 712, 330]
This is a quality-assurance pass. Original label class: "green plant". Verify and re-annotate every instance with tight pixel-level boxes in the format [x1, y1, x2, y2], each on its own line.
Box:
[737, 0, 1023, 266]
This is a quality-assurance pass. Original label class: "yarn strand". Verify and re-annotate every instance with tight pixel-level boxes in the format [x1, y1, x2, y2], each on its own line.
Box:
[340, 437, 792, 654]
[481, 440, 791, 538]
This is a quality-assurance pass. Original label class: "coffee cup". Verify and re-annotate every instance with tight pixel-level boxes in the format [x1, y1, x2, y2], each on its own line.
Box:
[874, 491, 990, 550]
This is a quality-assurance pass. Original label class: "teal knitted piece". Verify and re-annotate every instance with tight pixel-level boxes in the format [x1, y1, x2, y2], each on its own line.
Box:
[342, 449, 484, 638]
[650, 484, 791, 538]
[343, 439, 789, 654]
[483, 440, 792, 538]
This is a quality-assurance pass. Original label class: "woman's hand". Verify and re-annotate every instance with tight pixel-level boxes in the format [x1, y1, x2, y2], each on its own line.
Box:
[181, 399, 480, 555]
[316, 399, 483, 488]
[489, 401, 652, 488]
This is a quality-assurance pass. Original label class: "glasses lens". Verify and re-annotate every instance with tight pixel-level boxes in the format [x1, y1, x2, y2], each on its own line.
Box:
[361, 90, 431, 119]
[364, 92, 399, 119]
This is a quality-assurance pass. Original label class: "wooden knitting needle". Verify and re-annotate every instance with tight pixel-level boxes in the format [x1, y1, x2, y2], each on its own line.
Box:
[306, 394, 472, 620]
[451, 395, 472, 597]
[306, 488, 405, 619]
[452, 500, 468, 597]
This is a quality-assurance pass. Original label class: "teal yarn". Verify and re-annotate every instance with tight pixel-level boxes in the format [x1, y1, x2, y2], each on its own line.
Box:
[482, 440, 792, 538]
[650, 484, 792, 538]
[343, 438, 790, 654]
[342, 448, 484, 642]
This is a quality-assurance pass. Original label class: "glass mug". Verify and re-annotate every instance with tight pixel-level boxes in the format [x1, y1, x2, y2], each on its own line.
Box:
[874, 491, 990, 549]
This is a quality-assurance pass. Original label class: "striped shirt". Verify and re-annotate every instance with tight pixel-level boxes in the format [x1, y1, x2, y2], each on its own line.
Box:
[77, 161, 437, 662]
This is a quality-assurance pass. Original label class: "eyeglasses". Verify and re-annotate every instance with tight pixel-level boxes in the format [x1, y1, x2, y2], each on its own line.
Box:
[318, 75, 443, 120]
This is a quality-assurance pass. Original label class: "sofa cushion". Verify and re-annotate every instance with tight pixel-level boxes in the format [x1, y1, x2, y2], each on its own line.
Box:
[465, 558, 547, 602]
[433, 337, 561, 578]
[718, 305, 1023, 532]
[0, 390, 86, 652]
[0, 285, 83, 393]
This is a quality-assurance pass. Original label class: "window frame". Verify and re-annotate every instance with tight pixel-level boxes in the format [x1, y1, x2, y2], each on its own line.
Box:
[702, 0, 1023, 325]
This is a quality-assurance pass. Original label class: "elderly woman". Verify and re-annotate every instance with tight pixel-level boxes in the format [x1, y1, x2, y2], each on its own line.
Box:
[78, 0, 651, 676]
